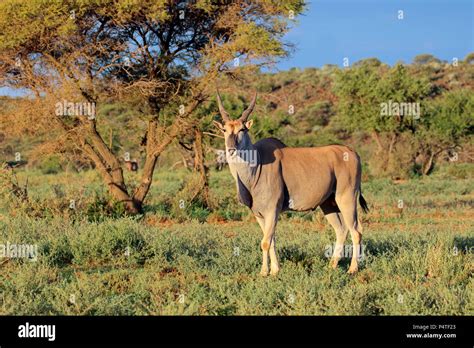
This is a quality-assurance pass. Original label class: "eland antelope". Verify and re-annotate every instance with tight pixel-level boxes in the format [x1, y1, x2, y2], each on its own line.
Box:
[213, 91, 369, 276]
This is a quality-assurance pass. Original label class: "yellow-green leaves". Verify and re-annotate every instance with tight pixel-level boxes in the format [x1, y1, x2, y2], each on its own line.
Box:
[114, 0, 169, 24]
[0, 0, 74, 49]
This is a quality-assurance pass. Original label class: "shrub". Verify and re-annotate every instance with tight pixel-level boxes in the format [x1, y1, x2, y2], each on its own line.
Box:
[38, 156, 63, 175]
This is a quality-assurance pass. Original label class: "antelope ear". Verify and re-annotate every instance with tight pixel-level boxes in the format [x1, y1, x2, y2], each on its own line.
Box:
[245, 120, 253, 129]
[213, 120, 225, 132]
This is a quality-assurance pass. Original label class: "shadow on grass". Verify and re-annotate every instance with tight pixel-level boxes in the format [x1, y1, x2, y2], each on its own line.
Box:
[279, 245, 314, 271]
[163, 240, 220, 268]
[363, 238, 412, 257]
[453, 236, 474, 254]
[364, 239, 398, 256]
[420, 199, 474, 210]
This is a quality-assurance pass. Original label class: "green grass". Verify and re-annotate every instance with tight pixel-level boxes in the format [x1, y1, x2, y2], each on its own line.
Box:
[0, 165, 472, 315]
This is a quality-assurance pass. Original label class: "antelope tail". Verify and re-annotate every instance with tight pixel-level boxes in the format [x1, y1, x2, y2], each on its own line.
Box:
[359, 192, 369, 214]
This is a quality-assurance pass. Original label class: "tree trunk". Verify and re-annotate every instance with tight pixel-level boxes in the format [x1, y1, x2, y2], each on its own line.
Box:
[422, 148, 444, 176]
[422, 151, 435, 176]
[193, 129, 211, 207]
[385, 132, 398, 171]
[371, 131, 384, 154]
[132, 119, 160, 206]
[81, 139, 141, 214]
[79, 98, 202, 214]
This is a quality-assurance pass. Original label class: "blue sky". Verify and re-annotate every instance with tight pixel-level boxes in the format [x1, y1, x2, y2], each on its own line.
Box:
[277, 0, 473, 70]
[1, 0, 473, 96]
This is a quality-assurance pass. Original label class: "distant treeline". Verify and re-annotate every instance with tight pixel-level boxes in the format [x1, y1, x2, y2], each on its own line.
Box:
[1, 53, 473, 180]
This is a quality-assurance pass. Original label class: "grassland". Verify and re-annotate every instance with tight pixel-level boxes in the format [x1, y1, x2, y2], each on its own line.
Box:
[0, 164, 472, 315]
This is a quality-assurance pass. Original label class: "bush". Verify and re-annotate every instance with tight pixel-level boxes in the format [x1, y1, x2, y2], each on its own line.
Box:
[38, 156, 63, 175]
[85, 195, 128, 222]
[433, 163, 474, 180]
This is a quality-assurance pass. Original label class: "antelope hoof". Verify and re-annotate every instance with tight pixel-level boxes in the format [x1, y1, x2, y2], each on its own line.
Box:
[330, 258, 340, 269]
[270, 267, 280, 276]
[260, 268, 269, 277]
[347, 265, 358, 274]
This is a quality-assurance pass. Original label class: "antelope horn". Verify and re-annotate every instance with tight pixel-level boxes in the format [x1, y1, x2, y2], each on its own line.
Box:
[239, 91, 257, 122]
[216, 90, 230, 121]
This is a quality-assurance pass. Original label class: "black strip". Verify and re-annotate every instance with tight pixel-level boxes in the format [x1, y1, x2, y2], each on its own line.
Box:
[0, 316, 471, 346]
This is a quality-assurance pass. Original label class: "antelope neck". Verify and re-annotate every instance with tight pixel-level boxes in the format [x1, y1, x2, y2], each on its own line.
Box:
[228, 143, 260, 191]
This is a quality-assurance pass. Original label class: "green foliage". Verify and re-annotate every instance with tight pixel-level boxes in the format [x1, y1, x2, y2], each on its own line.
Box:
[465, 52, 474, 64]
[85, 195, 128, 223]
[353, 57, 383, 68]
[334, 63, 432, 134]
[187, 203, 211, 223]
[0, 172, 472, 315]
[0, 0, 75, 49]
[419, 89, 474, 144]
[413, 54, 442, 65]
[331, 61, 472, 177]
[38, 155, 63, 175]
[435, 163, 474, 180]
[294, 101, 333, 132]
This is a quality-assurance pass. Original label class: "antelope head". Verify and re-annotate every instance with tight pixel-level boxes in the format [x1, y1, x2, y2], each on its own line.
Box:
[213, 91, 257, 158]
